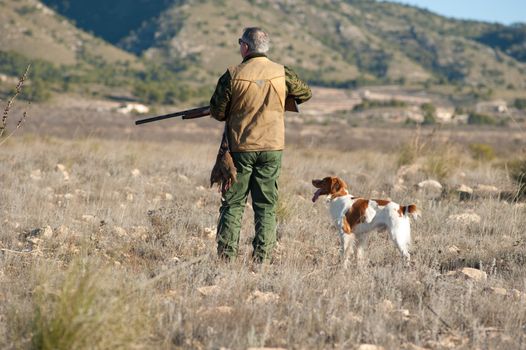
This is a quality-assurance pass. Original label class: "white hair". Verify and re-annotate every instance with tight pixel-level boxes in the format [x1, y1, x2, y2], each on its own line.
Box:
[241, 27, 270, 54]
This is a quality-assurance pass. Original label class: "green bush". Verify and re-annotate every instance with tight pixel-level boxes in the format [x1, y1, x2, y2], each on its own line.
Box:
[469, 143, 495, 161]
[421, 103, 436, 125]
[353, 99, 407, 112]
[26, 79, 52, 102]
[514, 98, 526, 110]
[467, 112, 497, 125]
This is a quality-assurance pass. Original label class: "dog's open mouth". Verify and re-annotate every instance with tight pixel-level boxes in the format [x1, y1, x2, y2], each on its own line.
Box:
[312, 188, 323, 202]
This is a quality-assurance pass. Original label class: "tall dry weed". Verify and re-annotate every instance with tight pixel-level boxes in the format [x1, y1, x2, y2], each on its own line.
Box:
[31, 259, 155, 350]
[396, 125, 429, 167]
[0, 65, 31, 146]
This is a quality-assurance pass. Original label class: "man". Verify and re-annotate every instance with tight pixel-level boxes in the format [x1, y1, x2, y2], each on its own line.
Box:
[210, 27, 312, 263]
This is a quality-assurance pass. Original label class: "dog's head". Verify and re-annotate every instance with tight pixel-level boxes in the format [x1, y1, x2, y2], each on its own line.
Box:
[311, 176, 348, 202]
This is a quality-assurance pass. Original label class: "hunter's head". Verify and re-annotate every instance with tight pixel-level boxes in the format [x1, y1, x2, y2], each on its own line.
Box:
[239, 27, 270, 58]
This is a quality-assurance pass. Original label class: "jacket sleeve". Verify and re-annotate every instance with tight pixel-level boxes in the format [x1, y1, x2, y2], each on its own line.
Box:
[210, 70, 232, 122]
[285, 66, 312, 105]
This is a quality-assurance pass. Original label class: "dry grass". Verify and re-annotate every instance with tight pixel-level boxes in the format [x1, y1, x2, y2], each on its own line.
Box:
[0, 134, 525, 349]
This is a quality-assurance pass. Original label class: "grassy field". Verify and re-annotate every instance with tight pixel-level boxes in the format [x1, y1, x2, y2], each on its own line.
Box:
[0, 120, 525, 349]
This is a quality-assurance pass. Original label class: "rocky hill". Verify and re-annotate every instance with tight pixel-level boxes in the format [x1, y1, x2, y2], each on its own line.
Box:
[41, 0, 526, 88]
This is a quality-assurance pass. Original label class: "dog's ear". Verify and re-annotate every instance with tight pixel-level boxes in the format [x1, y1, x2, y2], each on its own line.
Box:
[331, 177, 341, 193]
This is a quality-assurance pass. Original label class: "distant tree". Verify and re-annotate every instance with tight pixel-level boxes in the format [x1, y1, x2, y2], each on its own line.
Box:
[514, 98, 526, 110]
[421, 103, 436, 125]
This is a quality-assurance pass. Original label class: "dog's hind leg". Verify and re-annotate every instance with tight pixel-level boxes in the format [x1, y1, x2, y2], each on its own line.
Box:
[391, 224, 411, 261]
[355, 233, 369, 266]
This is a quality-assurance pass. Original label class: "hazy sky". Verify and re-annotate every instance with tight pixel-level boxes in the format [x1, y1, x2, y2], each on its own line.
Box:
[384, 0, 526, 24]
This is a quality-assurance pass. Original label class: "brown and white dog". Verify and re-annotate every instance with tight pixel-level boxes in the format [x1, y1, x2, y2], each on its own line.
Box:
[312, 176, 419, 268]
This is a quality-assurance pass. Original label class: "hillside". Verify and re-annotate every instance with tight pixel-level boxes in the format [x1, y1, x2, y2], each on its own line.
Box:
[2, 0, 525, 106]
[117, 0, 526, 88]
[0, 0, 136, 66]
[40, 0, 175, 44]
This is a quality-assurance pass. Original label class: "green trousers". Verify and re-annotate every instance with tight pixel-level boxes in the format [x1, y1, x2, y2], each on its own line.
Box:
[216, 150, 282, 263]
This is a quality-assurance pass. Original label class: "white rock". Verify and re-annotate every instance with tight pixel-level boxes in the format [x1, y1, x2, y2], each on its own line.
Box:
[459, 267, 487, 282]
[30, 169, 42, 180]
[448, 245, 461, 254]
[64, 193, 74, 200]
[131, 168, 141, 177]
[484, 287, 507, 296]
[61, 171, 70, 181]
[126, 193, 134, 202]
[357, 345, 385, 350]
[55, 164, 70, 181]
[417, 179, 442, 191]
[42, 225, 53, 239]
[457, 184, 473, 194]
[203, 226, 216, 239]
[165, 193, 174, 201]
[112, 226, 127, 237]
[474, 184, 500, 197]
[178, 174, 190, 182]
[395, 309, 411, 320]
[510, 289, 526, 301]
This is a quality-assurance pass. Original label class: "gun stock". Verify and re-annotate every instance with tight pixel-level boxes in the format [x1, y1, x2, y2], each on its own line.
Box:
[135, 96, 299, 125]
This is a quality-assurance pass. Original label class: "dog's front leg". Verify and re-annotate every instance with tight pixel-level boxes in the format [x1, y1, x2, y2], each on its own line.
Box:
[340, 232, 355, 269]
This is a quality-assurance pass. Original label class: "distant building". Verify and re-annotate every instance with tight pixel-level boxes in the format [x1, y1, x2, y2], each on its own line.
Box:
[436, 108, 454, 123]
[476, 100, 508, 114]
[116, 103, 150, 115]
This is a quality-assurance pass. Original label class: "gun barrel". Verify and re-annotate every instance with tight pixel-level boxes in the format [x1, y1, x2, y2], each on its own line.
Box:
[135, 106, 210, 125]
[135, 96, 299, 125]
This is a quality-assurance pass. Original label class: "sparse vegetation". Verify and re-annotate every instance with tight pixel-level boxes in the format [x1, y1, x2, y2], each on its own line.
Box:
[1, 134, 524, 349]
[353, 99, 407, 112]
[510, 158, 526, 198]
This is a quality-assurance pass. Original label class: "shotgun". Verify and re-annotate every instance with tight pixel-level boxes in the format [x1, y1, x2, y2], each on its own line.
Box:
[135, 96, 299, 125]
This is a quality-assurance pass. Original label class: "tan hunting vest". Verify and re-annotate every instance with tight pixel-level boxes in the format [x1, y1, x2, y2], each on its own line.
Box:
[227, 56, 287, 152]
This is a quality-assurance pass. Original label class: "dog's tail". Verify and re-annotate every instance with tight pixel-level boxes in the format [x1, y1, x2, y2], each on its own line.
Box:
[400, 204, 420, 220]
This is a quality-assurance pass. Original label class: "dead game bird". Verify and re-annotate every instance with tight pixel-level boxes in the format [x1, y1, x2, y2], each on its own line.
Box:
[210, 133, 237, 193]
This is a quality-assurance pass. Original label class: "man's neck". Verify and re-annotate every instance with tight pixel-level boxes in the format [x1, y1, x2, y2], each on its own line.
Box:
[242, 52, 267, 63]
